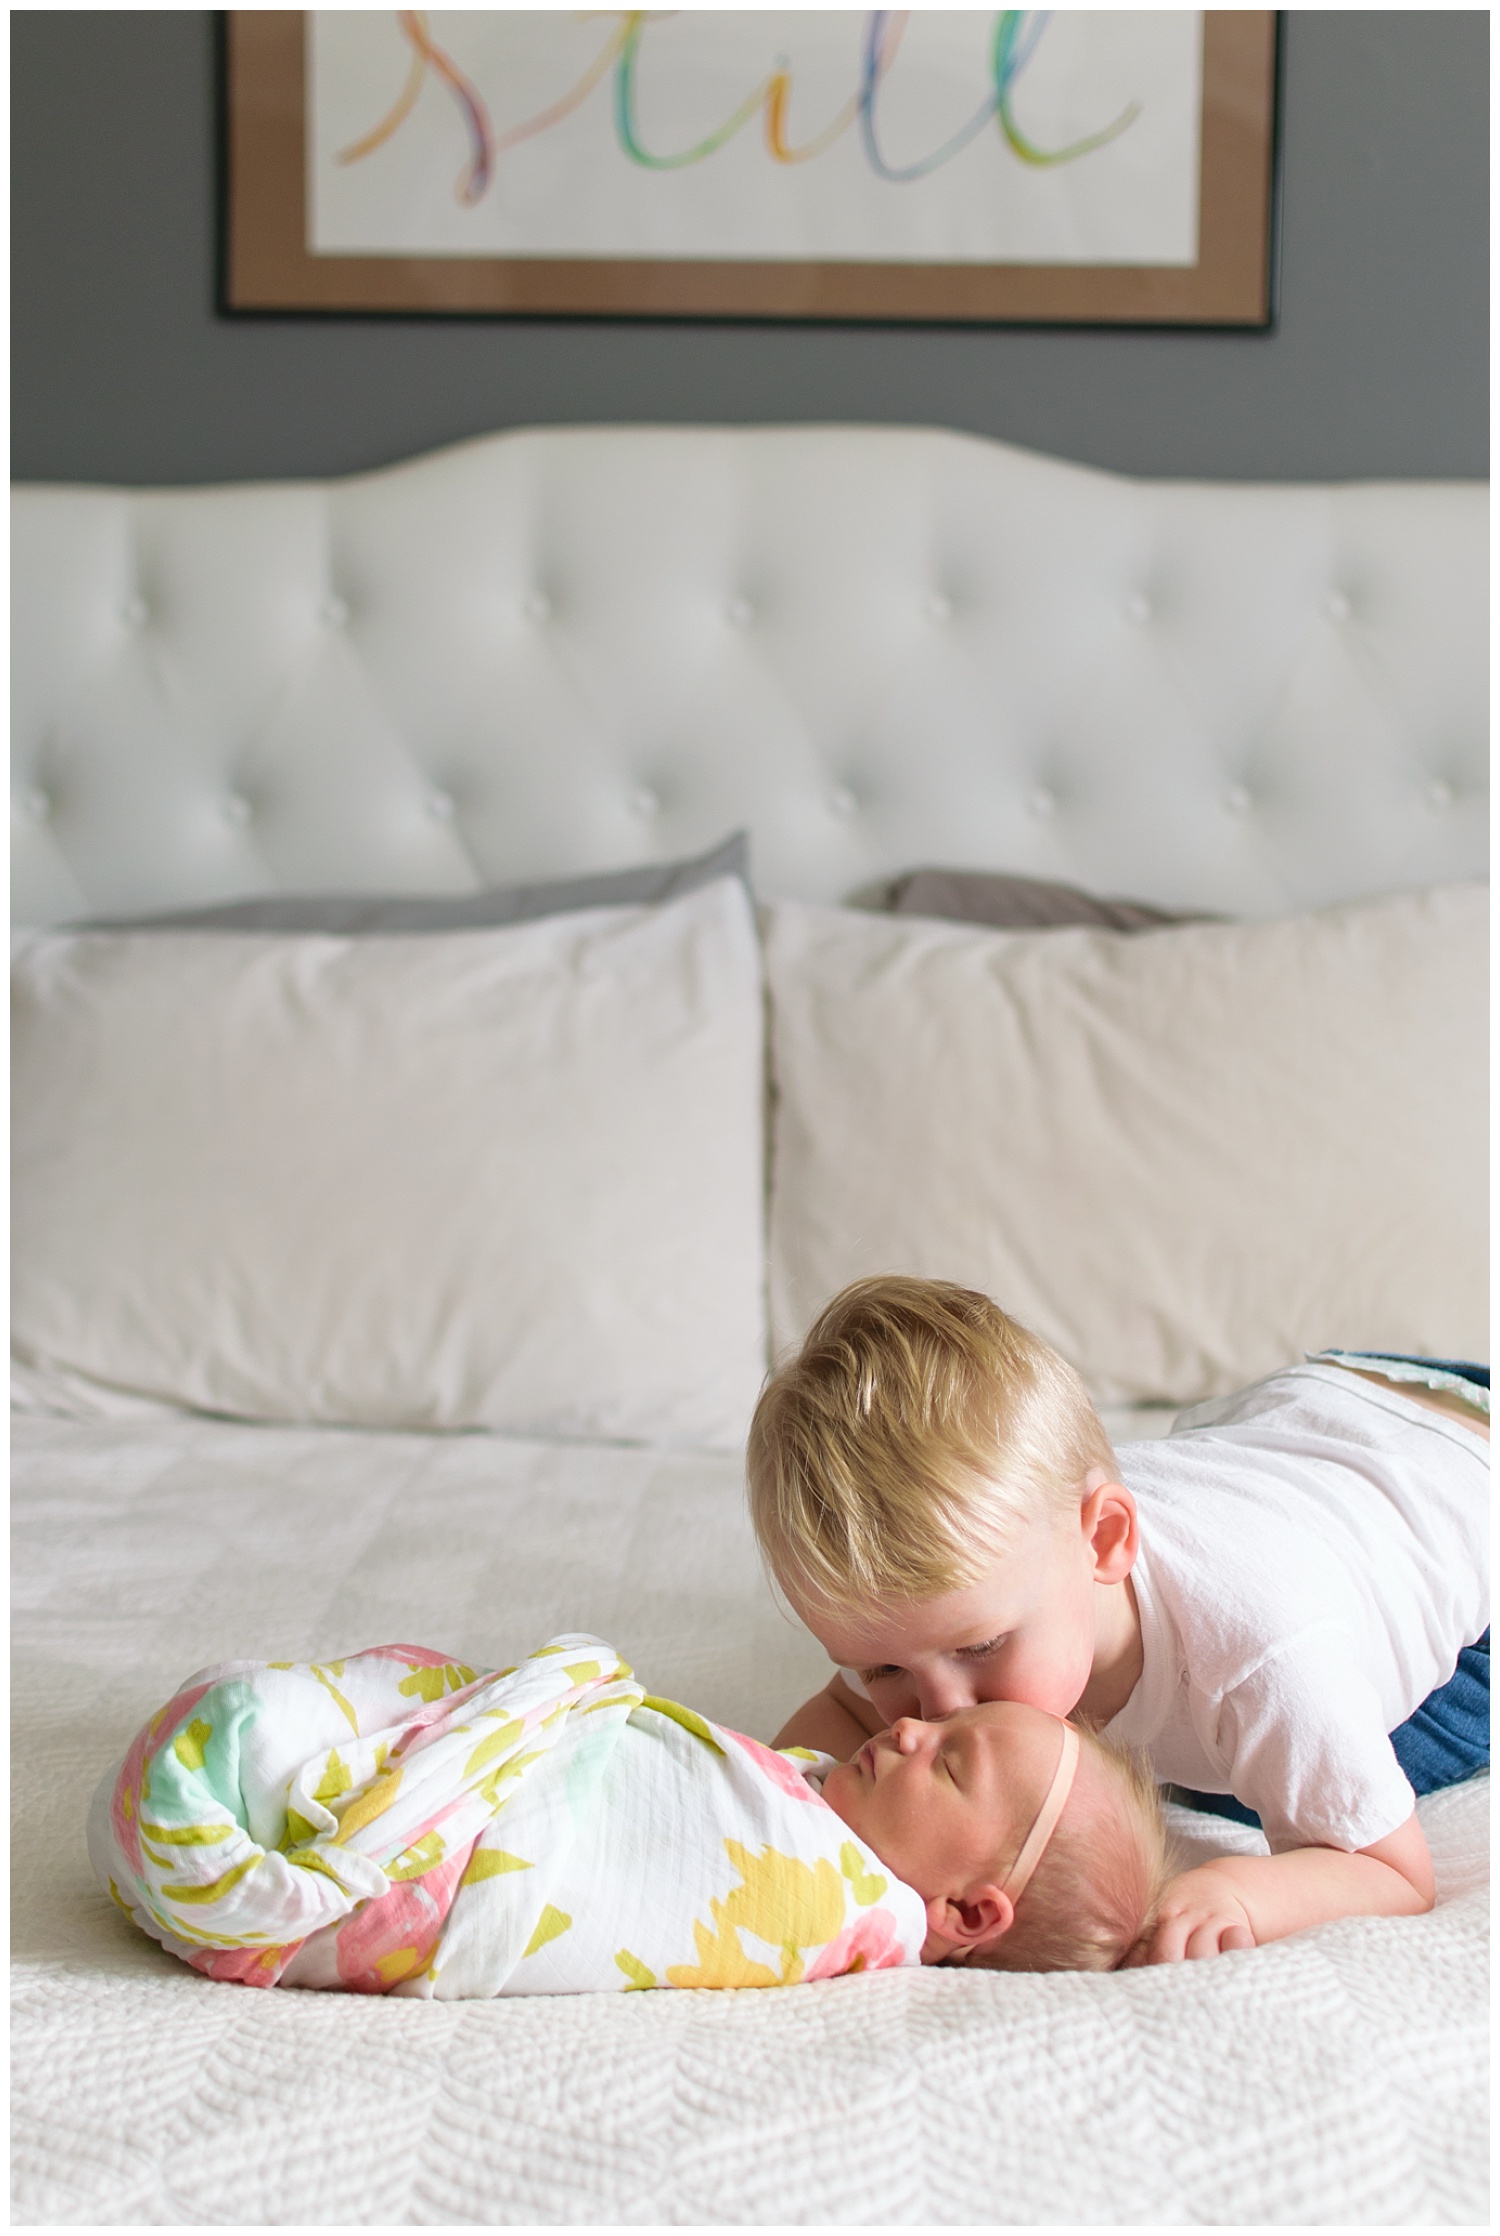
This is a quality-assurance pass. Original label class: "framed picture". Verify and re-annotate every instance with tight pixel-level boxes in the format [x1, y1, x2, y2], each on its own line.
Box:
[224, 10, 1279, 325]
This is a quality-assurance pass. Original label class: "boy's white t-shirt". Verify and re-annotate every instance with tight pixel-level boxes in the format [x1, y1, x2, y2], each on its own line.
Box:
[841, 1365, 1488, 1854]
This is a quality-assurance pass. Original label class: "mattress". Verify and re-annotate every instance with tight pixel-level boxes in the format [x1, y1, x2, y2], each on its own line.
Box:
[12, 1412, 1489, 2226]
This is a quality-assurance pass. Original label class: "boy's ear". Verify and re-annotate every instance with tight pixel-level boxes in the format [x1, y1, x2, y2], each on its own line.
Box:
[1081, 1469, 1138, 1585]
[923, 1884, 1015, 1958]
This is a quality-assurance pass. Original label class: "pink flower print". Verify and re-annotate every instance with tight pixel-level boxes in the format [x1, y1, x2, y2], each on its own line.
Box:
[333, 1837, 476, 1994]
[726, 1728, 827, 1805]
[803, 1906, 909, 1982]
[186, 1939, 305, 1990]
[112, 1679, 218, 1879]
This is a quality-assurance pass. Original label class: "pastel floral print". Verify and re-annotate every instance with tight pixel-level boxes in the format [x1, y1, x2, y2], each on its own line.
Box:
[90, 1636, 928, 1998]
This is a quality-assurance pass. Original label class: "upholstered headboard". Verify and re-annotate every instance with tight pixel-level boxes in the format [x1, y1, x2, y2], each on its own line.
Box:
[11, 426, 1486, 923]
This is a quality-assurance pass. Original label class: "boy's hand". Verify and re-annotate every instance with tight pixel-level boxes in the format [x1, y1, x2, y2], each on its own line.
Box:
[1132, 1813, 1433, 1965]
[1136, 1864, 1256, 1963]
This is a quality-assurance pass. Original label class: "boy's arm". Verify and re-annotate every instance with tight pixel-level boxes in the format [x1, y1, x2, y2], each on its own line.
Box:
[772, 1675, 886, 1758]
[1140, 1811, 1435, 1963]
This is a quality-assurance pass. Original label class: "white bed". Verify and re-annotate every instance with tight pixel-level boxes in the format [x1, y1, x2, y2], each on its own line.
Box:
[11, 427, 1488, 2226]
[12, 1410, 1489, 2226]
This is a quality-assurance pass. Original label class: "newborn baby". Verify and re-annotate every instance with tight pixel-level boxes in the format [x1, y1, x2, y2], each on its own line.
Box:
[91, 1636, 1167, 1994]
[824, 1699, 1169, 1973]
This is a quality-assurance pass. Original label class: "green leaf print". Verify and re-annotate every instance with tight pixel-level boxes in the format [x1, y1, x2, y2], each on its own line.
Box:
[173, 1719, 213, 1771]
[464, 1718, 523, 1777]
[840, 1842, 888, 1907]
[639, 1696, 726, 1754]
[388, 1829, 447, 1881]
[461, 1847, 533, 1885]
[614, 1949, 656, 1990]
[313, 1750, 352, 1805]
[522, 1904, 572, 1958]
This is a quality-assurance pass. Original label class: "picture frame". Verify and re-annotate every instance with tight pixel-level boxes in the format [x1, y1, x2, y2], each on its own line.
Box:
[224, 10, 1279, 326]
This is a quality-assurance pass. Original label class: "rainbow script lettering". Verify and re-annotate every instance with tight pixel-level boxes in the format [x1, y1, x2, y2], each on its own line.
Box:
[337, 11, 1141, 210]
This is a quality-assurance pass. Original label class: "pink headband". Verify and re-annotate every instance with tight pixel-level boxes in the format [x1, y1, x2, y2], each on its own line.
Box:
[999, 1720, 1079, 1907]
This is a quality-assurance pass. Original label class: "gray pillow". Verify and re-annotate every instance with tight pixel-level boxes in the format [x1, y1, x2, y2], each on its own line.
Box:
[80, 831, 750, 934]
[878, 867, 1217, 933]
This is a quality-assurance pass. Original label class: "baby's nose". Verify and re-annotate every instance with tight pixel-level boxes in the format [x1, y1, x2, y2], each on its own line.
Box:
[890, 1716, 932, 1753]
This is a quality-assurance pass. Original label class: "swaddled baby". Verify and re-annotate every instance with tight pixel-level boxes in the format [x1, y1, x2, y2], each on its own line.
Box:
[89, 1635, 1168, 1995]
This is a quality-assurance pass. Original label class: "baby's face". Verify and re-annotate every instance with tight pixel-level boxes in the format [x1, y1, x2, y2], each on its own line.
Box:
[820, 1699, 1067, 1902]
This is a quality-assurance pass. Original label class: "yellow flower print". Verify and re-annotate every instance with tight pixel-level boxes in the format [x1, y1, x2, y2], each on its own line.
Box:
[375, 1945, 423, 1986]
[665, 1840, 847, 1990]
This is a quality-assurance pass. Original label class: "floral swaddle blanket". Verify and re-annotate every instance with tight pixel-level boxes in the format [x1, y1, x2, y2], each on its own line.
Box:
[88, 1634, 928, 1996]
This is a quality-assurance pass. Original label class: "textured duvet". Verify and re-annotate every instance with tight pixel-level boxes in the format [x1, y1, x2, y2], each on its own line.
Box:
[13, 1409, 1489, 2226]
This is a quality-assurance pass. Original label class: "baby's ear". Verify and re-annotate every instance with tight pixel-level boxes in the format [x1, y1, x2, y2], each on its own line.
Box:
[924, 1885, 1015, 1955]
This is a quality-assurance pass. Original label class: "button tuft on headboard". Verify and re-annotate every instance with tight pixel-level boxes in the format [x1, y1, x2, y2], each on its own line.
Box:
[10, 428, 1486, 924]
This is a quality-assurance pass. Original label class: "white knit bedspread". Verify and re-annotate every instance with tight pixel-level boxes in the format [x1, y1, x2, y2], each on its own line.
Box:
[12, 1413, 1489, 2226]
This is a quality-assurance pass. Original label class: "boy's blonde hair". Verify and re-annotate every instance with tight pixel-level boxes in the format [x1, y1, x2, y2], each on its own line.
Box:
[748, 1276, 1116, 1608]
[963, 1727, 1170, 1974]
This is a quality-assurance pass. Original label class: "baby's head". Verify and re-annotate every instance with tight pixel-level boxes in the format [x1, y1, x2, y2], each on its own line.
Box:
[821, 1701, 1168, 1972]
[747, 1276, 1136, 1726]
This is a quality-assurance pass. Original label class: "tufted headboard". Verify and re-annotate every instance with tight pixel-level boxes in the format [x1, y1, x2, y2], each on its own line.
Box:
[11, 425, 1487, 924]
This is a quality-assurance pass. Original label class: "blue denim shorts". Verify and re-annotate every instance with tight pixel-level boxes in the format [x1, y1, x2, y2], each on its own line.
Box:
[1177, 1355, 1490, 1829]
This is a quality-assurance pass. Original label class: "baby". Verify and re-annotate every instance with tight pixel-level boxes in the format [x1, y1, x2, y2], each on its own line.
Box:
[821, 1697, 1168, 1972]
[751, 1277, 1489, 1963]
[90, 1635, 1167, 1995]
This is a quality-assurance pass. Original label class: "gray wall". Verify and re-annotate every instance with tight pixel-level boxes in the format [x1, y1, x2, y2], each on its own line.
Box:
[11, 10, 1488, 487]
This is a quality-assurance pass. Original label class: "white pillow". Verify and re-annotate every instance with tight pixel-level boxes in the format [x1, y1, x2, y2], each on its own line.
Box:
[765, 885, 1487, 1405]
[12, 879, 767, 1447]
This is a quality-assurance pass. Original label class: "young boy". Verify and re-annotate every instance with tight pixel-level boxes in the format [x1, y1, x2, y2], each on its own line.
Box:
[91, 1632, 1169, 1993]
[749, 1278, 1489, 1965]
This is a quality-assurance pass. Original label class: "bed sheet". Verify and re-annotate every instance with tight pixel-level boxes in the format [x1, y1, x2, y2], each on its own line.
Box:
[12, 1413, 1489, 2226]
